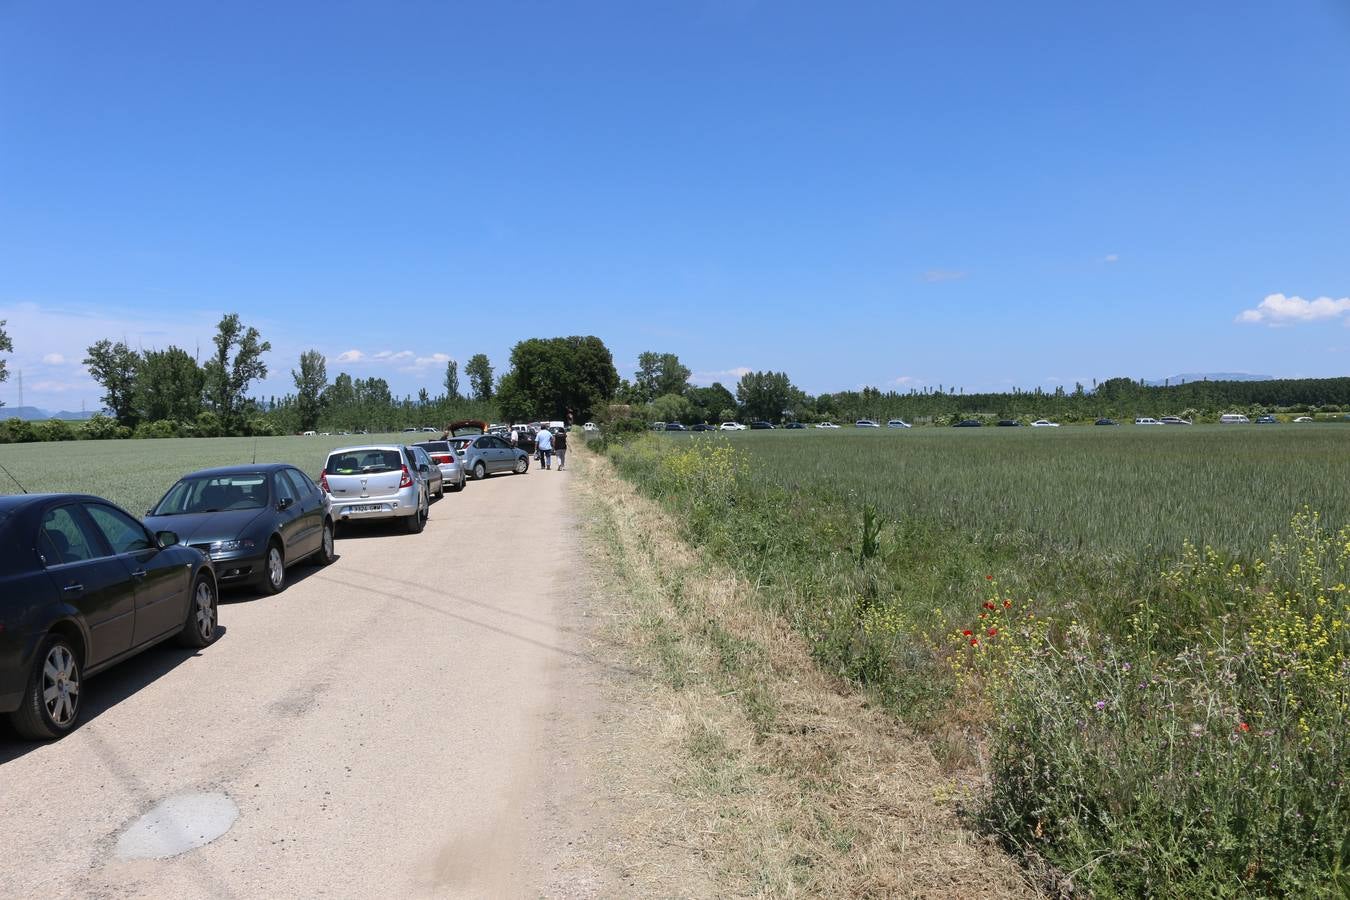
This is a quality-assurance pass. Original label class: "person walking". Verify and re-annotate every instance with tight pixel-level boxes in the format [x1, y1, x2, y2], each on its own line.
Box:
[536, 425, 554, 469]
[509, 426, 519, 448]
[554, 427, 568, 470]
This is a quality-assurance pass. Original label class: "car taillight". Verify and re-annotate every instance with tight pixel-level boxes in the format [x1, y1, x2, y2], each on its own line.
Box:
[399, 465, 413, 488]
[433, 454, 452, 464]
[319, 473, 330, 493]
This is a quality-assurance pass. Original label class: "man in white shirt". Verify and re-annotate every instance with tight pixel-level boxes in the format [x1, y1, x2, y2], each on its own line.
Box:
[535, 426, 554, 469]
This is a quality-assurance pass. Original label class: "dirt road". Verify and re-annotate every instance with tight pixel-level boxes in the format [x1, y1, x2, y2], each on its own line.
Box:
[0, 463, 606, 898]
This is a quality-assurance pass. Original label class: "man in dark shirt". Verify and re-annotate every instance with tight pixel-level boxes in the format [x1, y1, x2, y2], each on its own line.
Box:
[554, 427, 568, 471]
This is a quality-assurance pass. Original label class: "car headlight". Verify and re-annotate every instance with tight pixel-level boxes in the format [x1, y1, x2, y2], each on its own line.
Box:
[208, 539, 256, 555]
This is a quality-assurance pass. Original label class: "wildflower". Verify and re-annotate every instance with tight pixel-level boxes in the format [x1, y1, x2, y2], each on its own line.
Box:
[1237, 722, 1250, 733]
[961, 629, 972, 637]
[1094, 700, 1107, 711]
[983, 601, 996, 611]
[986, 575, 994, 581]
[987, 627, 998, 637]
[1122, 662, 1132, 672]
[970, 638, 979, 647]
[1003, 600, 1012, 609]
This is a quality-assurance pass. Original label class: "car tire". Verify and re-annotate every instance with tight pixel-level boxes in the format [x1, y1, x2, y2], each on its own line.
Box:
[449, 475, 465, 493]
[313, 520, 337, 566]
[405, 494, 427, 534]
[513, 457, 528, 475]
[473, 461, 487, 481]
[11, 634, 82, 740]
[177, 574, 219, 648]
[259, 540, 286, 595]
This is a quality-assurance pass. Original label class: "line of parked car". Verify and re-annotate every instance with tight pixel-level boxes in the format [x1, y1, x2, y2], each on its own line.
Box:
[0, 422, 562, 741]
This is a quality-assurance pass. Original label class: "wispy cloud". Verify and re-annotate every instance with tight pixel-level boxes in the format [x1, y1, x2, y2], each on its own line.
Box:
[691, 366, 751, 386]
[335, 349, 365, 363]
[921, 269, 967, 283]
[41, 352, 66, 365]
[892, 375, 925, 388]
[1236, 293, 1350, 326]
[1102, 253, 1120, 264]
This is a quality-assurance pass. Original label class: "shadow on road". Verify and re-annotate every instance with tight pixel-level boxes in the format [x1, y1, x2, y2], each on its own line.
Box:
[0, 626, 229, 765]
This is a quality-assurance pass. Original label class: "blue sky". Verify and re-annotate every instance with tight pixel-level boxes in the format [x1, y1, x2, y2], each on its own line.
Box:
[2, 1, 1348, 411]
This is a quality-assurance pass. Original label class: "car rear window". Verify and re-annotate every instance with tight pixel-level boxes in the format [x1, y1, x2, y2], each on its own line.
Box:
[414, 441, 449, 453]
[326, 449, 403, 475]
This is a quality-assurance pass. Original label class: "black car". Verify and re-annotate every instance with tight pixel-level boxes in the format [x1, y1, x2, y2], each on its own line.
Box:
[664, 422, 688, 431]
[784, 422, 806, 429]
[0, 493, 219, 739]
[996, 419, 1021, 427]
[749, 421, 776, 429]
[1255, 415, 1278, 424]
[690, 423, 712, 432]
[952, 419, 982, 427]
[1095, 418, 1119, 426]
[145, 464, 335, 596]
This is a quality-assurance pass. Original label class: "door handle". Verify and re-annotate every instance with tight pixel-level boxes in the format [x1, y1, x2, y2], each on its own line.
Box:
[63, 583, 85, 593]
[131, 569, 147, 579]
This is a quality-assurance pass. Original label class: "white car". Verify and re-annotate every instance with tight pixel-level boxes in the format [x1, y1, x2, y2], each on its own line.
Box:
[1030, 419, 1060, 428]
[1134, 417, 1164, 425]
[814, 422, 840, 429]
[1294, 416, 1314, 423]
[855, 419, 880, 428]
[886, 419, 911, 428]
[582, 422, 598, 432]
[719, 422, 747, 431]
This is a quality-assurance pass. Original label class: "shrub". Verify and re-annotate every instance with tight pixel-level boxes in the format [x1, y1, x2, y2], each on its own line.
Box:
[81, 415, 128, 440]
[36, 418, 75, 441]
[0, 417, 37, 443]
[133, 419, 181, 439]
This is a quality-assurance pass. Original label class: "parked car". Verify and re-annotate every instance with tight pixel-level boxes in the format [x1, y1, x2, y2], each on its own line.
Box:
[0, 493, 219, 739]
[1294, 416, 1314, 423]
[146, 464, 336, 595]
[1255, 415, 1278, 424]
[1219, 414, 1251, 424]
[449, 434, 530, 480]
[886, 419, 912, 428]
[719, 422, 746, 431]
[1160, 416, 1191, 425]
[320, 445, 431, 534]
[664, 422, 688, 432]
[1030, 419, 1060, 428]
[996, 419, 1021, 427]
[1134, 417, 1164, 426]
[785, 422, 806, 429]
[420, 426, 438, 433]
[690, 423, 713, 432]
[651, 422, 667, 432]
[855, 419, 880, 428]
[1094, 418, 1119, 426]
[749, 421, 776, 429]
[413, 441, 468, 492]
[953, 419, 982, 427]
[814, 422, 840, 429]
[409, 445, 443, 498]
[583, 422, 598, 432]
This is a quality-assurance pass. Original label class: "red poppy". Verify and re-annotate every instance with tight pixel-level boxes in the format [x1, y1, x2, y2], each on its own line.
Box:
[961, 629, 973, 637]
[985, 575, 994, 581]
[983, 601, 996, 611]
[970, 638, 979, 646]
[1003, 600, 1012, 609]
[987, 627, 998, 637]
[1237, 722, 1250, 733]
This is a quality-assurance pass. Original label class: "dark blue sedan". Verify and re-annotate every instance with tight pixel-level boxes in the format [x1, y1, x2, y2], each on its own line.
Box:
[0, 493, 219, 739]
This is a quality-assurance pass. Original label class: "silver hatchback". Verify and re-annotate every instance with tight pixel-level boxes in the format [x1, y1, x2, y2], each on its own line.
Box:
[320, 445, 430, 533]
[447, 434, 529, 480]
[413, 440, 468, 493]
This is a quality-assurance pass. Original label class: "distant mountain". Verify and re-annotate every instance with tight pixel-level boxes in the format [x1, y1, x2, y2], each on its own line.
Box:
[1146, 373, 1274, 387]
[0, 406, 100, 421]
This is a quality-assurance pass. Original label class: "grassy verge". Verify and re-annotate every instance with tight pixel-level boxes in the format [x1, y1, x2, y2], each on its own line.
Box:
[597, 433, 1350, 897]
[574, 445, 1035, 898]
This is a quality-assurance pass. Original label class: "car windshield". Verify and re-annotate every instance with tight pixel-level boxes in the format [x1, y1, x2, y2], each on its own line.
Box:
[325, 449, 403, 475]
[154, 473, 270, 515]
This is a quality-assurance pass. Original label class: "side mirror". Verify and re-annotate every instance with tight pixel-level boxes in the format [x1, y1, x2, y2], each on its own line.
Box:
[418, 463, 430, 473]
[155, 530, 180, 549]
[278, 497, 294, 511]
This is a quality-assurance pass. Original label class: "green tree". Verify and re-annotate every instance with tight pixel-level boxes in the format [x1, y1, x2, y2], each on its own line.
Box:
[84, 339, 142, 426]
[687, 382, 736, 424]
[648, 392, 695, 424]
[292, 350, 328, 432]
[496, 336, 618, 422]
[466, 353, 494, 401]
[736, 370, 798, 423]
[203, 314, 271, 433]
[137, 346, 204, 423]
[324, 372, 355, 408]
[0, 319, 11, 405]
[634, 351, 691, 402]
[444, 359, 460, 400]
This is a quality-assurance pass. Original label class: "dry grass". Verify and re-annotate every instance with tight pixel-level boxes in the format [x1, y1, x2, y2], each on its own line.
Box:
[572, 446, 1040, 899]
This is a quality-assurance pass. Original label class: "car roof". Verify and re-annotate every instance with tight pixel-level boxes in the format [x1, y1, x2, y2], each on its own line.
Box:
[174, 463, 293, 479]
[0, 492, 111, 513]
[326, 445, 407, 455]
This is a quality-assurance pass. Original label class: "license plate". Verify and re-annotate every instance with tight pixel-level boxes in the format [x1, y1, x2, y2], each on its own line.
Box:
[350, 504, 383, 512]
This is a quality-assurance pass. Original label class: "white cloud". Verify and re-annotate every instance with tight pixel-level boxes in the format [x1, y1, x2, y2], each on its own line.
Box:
[335, 349, 365, 363]
[41, 352, 66, 365]
[922, 269, 967, 283]
[1102, 253, 1120, 263]
[690, 366, 752, 386]
[413, 353, 452, 367]
[892, 375, 925, 388]
[1236, 293, 1350, 326]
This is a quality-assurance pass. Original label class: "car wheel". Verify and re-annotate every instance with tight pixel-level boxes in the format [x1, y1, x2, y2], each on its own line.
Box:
[405, 493, 427, 534]
[178, 574, 219, 648]
[449, 475, 465, 493]
[313, 520, 337, 566]
[259, 540, 286, 595]
[513, 457, 528, 474]
[11, 634, 82, 740]
[473, 461, 487, 480]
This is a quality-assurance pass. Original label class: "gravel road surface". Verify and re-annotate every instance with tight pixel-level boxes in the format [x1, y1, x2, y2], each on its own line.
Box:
[0, 463, 602, 898]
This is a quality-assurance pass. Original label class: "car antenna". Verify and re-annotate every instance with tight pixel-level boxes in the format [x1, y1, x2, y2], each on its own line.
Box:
[0, 462, 29, 493]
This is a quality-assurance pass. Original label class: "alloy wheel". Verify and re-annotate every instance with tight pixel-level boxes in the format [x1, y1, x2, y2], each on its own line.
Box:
[194, 579, 216, 640]
[42, 644, 80, 727]
[268, 546, 284, 588]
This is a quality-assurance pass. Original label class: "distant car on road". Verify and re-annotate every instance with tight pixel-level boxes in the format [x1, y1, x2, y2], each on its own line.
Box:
[854, 419, 880, 428]
[814, 422, 840, 429]
[1134, 417, 1163, 426]
[996, 419, 1021, 427]
[1294, 416, 1314, 423]
[147, 464, 336, 595]
[719, 422, 746, 431]
[784, 422, 806, 429]
[953, 419, 982, 427]
[321, 445, 431, 534]
[750, 421, 776, 430]
[664, 422, 688, 431]
[1219, 414, 1251, 424]
[1095, 418, 1119, 426]
[0, 493, 220, 739]
[690, 423, 713, 432]
[1030, 419, 1060, 428]
[1255, 415, 1278, 424]
[583, 422, 598, 432]
[886, 419, 912, 428]
[1160, 416, 1191, 425]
